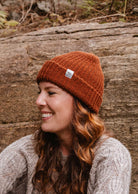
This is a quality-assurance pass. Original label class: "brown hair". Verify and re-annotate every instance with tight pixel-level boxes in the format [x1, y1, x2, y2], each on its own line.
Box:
[33, 98, 106, 193]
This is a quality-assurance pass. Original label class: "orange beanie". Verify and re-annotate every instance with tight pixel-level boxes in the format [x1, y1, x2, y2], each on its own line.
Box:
[37, 51, 104, 113]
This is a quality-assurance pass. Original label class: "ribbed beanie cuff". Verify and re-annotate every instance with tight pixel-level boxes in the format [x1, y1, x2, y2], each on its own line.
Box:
[37, 51, 104, 113]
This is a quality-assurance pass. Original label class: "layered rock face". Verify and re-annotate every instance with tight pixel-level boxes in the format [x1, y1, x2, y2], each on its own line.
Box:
[0, 21, 137, 193]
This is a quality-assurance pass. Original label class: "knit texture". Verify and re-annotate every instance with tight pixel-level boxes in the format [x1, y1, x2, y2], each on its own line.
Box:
[0, 135, 131, 194]
[37, 51, 104, 113]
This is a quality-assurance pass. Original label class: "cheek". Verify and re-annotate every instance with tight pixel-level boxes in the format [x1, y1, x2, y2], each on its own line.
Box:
[62, 97, 74, 118]
[52, 94, 74, 119]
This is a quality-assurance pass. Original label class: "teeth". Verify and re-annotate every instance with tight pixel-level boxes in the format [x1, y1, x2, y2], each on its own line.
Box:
[42, 113, 52, 118]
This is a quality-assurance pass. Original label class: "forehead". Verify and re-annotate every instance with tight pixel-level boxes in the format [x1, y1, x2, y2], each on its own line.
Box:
[39, 81, 60, 89]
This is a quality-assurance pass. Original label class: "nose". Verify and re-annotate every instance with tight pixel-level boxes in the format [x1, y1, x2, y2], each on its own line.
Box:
[36, 92, 47, 107]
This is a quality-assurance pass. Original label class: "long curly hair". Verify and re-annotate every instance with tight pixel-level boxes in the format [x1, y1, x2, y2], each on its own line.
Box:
[32, 98, 106, 193]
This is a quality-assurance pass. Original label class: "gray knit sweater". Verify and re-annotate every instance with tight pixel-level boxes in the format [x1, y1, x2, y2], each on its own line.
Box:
[0, 134, 131, 194]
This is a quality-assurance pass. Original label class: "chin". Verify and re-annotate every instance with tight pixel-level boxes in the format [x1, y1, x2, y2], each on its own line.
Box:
[41, 123, 49, 132]
[41, 124, 54, 133]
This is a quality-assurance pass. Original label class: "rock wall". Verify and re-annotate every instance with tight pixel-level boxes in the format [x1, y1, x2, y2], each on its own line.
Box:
[0, 21, 138, 193]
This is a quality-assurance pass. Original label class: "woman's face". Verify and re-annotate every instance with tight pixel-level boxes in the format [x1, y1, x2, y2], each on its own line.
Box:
[36, 82, 74, 139]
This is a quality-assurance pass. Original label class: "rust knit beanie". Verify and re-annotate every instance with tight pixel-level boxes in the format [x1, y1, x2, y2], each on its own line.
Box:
[37, 51, 104, 113]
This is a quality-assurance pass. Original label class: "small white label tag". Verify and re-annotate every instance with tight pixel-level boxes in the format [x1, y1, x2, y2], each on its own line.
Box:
[65, 69, 74, 79]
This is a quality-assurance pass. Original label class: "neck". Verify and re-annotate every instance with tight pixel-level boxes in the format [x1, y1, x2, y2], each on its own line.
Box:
[56, 131, 73, 156]
[60, 143, 72, 156]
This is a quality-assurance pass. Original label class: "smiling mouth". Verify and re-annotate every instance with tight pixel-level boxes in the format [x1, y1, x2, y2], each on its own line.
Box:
[42, 113, 53, 120]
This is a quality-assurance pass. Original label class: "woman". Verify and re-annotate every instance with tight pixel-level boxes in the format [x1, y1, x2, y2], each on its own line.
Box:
[0, 51, 131, 193]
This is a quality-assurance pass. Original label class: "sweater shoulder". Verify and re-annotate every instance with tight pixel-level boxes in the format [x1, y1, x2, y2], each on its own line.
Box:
[0, 134, 36, 158]
[0, 134, 37, 193]
[96, 136, 131, 155]
[88, 137, 132, 193]
[93, 136, 132, 168]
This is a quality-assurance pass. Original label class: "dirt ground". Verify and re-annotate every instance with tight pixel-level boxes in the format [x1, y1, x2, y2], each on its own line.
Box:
[0, 0, 137, 37]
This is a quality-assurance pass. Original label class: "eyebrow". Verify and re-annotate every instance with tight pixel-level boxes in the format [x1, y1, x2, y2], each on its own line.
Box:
[38, 85, 60, 90]
[46, 86, 59, 90]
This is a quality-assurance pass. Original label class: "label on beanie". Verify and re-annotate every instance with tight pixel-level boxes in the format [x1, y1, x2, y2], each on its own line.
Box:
[65, 69, 74, 79]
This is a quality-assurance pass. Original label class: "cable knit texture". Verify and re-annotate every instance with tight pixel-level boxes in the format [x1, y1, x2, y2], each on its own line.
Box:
[0, 135, 131, 194]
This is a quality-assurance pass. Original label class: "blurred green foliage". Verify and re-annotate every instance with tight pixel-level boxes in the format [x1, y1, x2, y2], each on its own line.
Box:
[0, 11, 19, 29]
[79, 0, 129, 19]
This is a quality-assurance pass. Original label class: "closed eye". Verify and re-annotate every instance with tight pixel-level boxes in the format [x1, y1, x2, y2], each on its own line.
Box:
[48, 91, 56, 96]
